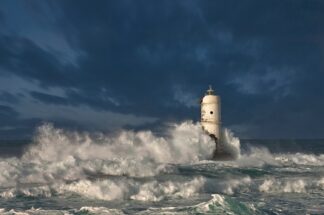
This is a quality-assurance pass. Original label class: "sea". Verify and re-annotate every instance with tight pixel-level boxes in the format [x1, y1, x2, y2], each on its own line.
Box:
[0, 121, 323, 215]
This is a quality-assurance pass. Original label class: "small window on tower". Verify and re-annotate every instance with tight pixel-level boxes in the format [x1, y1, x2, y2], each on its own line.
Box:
[210, 111, 213, 114]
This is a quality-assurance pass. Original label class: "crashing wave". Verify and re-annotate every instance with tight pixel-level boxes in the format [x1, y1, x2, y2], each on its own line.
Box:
[0, 121, 233, 201]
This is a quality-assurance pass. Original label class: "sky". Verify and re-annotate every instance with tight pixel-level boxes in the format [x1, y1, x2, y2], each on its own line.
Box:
[0, 0, 324, 139]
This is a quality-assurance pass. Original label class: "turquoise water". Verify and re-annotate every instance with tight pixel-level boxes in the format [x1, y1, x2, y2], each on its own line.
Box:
[0, 122, 323, 214]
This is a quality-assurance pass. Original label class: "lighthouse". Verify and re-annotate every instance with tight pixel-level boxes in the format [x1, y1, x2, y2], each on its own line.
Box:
[200, 85, 222, 155]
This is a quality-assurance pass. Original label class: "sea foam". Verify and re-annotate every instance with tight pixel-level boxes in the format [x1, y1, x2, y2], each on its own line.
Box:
[0, 121, 221, 200]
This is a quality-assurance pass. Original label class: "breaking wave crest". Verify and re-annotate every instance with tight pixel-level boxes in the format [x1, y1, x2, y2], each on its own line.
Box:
[221, 128, 241, 159]
[0, 121, 228, 201]
[0, 207, 125, 215]
[0, 177, 205, 201]
[1, 119, 324, 215]
[226, 145, 324, 168]
[259, 178, 306, 193]
[0, 193, 258, 215]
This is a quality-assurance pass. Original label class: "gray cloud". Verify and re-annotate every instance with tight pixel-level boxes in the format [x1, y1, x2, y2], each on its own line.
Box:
[0, 0, 324, 139]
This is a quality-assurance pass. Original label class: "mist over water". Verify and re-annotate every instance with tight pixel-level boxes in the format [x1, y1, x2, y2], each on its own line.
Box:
[0, 121, 323, 214]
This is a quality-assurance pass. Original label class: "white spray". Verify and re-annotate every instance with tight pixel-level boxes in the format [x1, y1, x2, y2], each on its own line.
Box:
[0, 121, 240, 200]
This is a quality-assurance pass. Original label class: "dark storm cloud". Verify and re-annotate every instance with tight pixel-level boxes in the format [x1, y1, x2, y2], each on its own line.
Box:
[0, 105, 38, 139]
[30, 91, 69, 106]
[0, 35, 74, 87]
[0, 91, 20, 104]
[0, 105, 18, 119]
[0, 0, 324, 138]
[0, 11, 4, 24]
[48, 1, 247, 117]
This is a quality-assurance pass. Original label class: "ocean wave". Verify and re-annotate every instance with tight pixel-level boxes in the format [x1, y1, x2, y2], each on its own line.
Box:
[130, 177, 205, 201]
[0, 207, 125, 215]
[221, 176, 252, 195]
[225, 145, 324, 168]
[275, 153, 324, 166]
[221, 128, 241, 159]
[0, 177, 205, 201]
[0, 121, 245, 202]
[20, 121, 215, 178]
[2, 119, 324, 213]
[259, 178, 306, 193]
[193, 194, 257, 214]
[258, 177, 324, 194]
[138, 194, 257, 215]
[0, 194, 256, 215]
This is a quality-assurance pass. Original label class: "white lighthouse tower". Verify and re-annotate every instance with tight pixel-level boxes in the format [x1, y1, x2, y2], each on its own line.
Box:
[201, 85, 222, 155]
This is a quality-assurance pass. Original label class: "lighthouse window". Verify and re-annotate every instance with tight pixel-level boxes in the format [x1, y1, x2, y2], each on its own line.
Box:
[210, 111, 213, 114]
